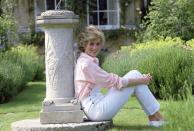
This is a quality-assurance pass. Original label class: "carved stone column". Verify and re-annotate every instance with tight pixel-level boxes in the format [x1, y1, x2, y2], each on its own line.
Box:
[36, 10, 83, 124]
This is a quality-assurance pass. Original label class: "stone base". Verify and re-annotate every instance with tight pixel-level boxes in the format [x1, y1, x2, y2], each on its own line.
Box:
[11, 119, 113, 131]
[40, 110, 83, 124]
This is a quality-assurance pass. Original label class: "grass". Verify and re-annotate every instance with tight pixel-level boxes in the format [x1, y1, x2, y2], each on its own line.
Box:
[0, 82, 45, 131]
[0, 82, 194, 131]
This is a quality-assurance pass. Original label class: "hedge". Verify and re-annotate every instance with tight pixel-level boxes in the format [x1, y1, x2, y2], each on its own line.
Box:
[0, 45, 44, 103]
[102, 38, 194, 100]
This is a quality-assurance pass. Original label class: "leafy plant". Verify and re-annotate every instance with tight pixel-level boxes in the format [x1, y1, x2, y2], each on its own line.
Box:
[102, 38, 193, 100]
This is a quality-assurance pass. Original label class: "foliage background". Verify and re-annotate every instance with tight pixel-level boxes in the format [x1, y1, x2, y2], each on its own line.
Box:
[138, 0, 194, 42]
[102, 38, 194, 100]
[0, 0, 18, 50]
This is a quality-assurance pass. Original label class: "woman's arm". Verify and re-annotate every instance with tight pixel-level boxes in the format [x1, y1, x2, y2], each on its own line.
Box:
[77, 61, 152, 90]
[127, 73, 152, 86]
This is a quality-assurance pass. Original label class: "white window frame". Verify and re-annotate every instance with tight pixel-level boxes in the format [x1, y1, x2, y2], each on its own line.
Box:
[87, 0, 120, 30]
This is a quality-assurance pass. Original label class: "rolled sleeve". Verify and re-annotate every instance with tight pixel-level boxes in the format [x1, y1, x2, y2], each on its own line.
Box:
[75, 53, 129, 100]
[81, 62, 127, 90]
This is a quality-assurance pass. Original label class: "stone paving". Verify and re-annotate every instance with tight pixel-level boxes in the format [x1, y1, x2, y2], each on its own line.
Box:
[11, 119, 112, 131]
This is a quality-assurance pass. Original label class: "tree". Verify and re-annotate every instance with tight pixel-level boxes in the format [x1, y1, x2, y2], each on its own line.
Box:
[0, 0, 3, 16]
[0, 0, 17, 50]
[138, 0, 194, 42]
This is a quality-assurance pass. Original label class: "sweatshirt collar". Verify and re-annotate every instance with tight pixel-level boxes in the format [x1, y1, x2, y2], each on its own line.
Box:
[80, 53, 99, 64]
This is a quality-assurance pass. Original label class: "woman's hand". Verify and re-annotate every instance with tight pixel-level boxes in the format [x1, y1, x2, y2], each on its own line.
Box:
[127, 73, 152, 86]
[141, 73, 152, 85]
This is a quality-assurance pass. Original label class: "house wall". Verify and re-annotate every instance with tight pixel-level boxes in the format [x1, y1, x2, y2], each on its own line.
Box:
[134, 0, 141, 24]
[125, 0, 141, 26]
[14, 0, 35, 32]
[13, 0, 143, 32]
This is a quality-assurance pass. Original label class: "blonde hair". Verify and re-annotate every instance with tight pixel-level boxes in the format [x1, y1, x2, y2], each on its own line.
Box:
[77, 25, 105, 52]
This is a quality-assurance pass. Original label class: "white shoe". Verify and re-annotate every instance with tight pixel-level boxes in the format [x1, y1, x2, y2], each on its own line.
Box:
[148, 120, 166, 127]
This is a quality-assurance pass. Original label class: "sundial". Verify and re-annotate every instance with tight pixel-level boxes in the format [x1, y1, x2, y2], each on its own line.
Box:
[55, 0, 63, 10]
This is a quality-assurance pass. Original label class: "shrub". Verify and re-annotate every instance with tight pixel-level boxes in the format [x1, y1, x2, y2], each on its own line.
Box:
[19, 31, 45, 46]
[0, 45, 45, 103]
[187, 39, 194, 48]
[187, 39, 194, 93]
[104, 28, 136, 41]
[102, 38, 193, 100]
[2, 45, 45, 81]
[0, 59, 25, 103]
[10, 45, 45, 81]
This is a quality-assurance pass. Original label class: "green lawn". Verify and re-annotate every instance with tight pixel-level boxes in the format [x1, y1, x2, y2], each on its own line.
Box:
[0, 82, 194, 131]
[0, 82, 44, 131]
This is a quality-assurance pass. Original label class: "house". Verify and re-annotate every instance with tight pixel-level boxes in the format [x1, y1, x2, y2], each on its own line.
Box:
[14, 0, 150, 32]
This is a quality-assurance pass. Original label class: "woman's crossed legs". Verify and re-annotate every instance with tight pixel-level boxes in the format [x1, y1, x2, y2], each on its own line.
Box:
[84, 70, 164, 126]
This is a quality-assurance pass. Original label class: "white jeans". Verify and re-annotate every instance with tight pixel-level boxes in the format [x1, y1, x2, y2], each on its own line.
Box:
[81, 70, 160, 121]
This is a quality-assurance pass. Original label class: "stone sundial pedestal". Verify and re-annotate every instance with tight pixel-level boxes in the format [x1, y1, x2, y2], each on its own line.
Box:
[36, 10, 82, 124]
[11, 10, 112, 131]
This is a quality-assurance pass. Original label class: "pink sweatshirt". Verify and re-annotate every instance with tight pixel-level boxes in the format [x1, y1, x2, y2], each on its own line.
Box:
[74, 53, 128, 100]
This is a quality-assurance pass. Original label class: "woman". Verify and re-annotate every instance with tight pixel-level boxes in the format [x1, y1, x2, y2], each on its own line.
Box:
[75, 25, 166, 127]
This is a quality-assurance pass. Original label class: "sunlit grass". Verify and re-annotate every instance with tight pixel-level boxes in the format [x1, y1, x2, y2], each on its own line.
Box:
[0, 82, 45, 131]
[0, 82, 194, 131]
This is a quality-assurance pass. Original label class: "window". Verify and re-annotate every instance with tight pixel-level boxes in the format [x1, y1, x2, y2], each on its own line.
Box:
[45, 0, 64, 10]
[87, 0, 120, 30]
